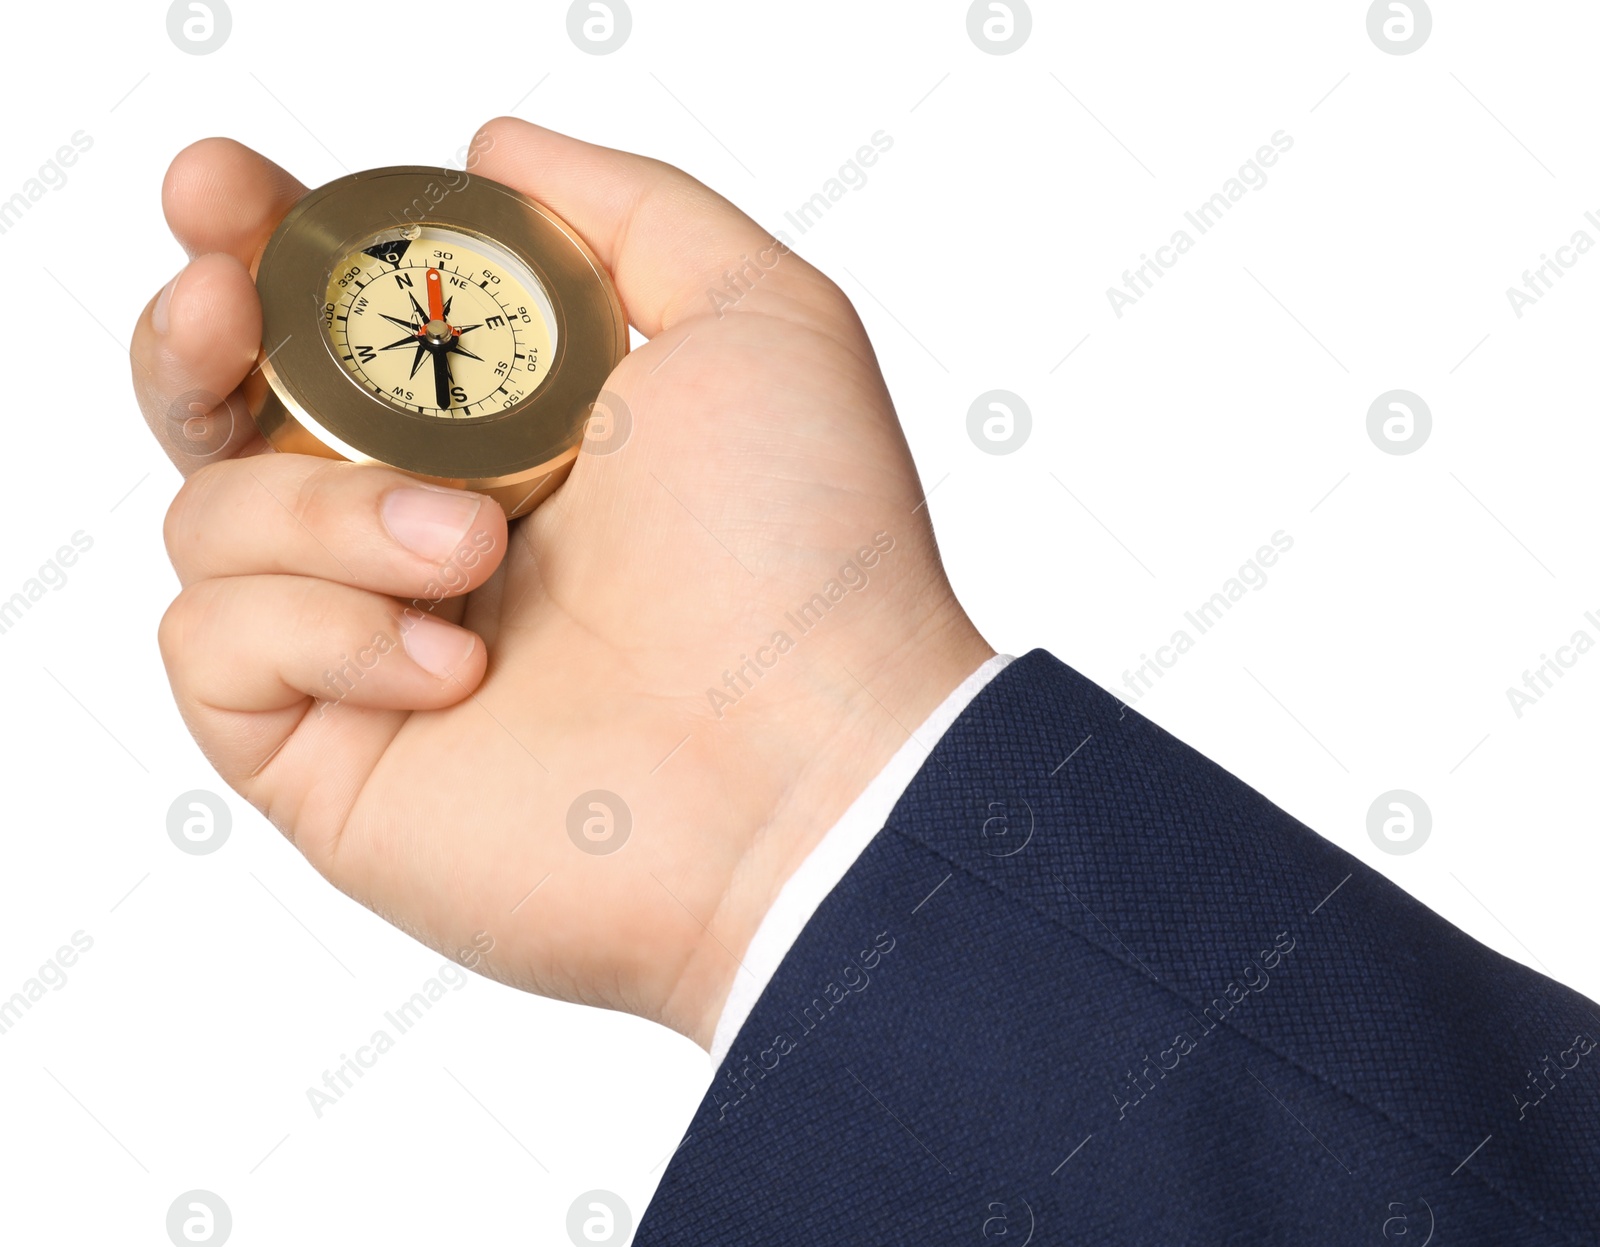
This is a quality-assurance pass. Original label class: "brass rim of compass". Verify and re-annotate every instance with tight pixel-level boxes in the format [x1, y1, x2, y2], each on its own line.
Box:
[254, 166, 628, 493]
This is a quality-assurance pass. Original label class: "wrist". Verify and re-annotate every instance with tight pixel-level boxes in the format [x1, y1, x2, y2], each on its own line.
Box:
[663, 583, 993, 1049]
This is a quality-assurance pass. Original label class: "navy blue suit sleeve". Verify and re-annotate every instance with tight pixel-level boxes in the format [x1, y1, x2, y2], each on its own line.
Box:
[635, 650, 1600, 1245]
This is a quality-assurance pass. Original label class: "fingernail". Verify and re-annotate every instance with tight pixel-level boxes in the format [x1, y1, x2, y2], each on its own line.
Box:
[152, 269, 182, 335]
[381, 485, 482, 563]
[402, 614, 477, 679]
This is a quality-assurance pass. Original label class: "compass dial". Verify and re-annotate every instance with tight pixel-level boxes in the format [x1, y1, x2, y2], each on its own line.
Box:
[321, 228, 558, 419]
[256, 166, 628, 517]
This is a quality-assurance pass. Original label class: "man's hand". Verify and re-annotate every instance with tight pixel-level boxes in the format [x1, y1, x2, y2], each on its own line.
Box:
[130, 117, 992, 1047]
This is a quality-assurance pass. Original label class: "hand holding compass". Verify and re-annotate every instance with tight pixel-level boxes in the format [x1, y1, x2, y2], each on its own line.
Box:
[131, 119, 992, 1047]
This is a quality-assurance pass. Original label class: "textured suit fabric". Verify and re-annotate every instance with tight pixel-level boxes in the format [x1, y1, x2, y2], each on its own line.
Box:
[635, 650, 1600, 1245]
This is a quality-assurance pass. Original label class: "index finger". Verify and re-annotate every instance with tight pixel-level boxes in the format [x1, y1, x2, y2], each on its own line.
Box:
[131, 140, 308, 471]
[162, 137, 308, 267]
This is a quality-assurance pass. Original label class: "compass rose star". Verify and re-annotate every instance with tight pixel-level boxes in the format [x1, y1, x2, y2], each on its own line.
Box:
[377, 329, 434, 379]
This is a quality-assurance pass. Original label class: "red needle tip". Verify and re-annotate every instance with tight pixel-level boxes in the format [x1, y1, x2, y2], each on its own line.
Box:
[425, 267, 444, 323]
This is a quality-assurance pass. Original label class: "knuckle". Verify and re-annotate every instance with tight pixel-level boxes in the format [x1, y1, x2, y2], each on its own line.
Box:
[163, 459, 224, 568]
[286, 458, 345, 532]
[288, 459, 393, 543]
[164, 456, 262, 573]
[156, 581, 216, 666]
[295, 576, 354, 636]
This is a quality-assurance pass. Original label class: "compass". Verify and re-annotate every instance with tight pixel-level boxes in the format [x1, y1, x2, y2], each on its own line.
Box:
[251, 166, 628, 517]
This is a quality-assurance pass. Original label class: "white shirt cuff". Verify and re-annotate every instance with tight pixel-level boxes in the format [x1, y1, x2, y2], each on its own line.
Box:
[708, 652, 1016, 1064]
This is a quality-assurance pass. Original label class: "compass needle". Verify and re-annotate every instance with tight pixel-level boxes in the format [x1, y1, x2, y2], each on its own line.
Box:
[432, 349, 452, 411]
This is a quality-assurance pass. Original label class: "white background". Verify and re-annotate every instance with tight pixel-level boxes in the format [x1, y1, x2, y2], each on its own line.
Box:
[1, 1, 1596, 1241]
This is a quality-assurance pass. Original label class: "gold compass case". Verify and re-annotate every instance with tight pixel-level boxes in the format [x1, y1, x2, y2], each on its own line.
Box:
[252, 166, 629, 517]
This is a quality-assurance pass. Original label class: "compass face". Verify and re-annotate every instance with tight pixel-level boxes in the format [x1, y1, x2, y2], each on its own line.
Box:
[321, 227, 558, 419]
[255, 166, 629, 518]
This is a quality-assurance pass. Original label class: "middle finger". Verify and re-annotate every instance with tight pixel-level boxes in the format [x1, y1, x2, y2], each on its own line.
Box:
[164, 453, 508, 600]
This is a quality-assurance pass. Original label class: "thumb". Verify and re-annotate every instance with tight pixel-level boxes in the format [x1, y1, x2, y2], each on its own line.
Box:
[466, 116, 808, 337]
